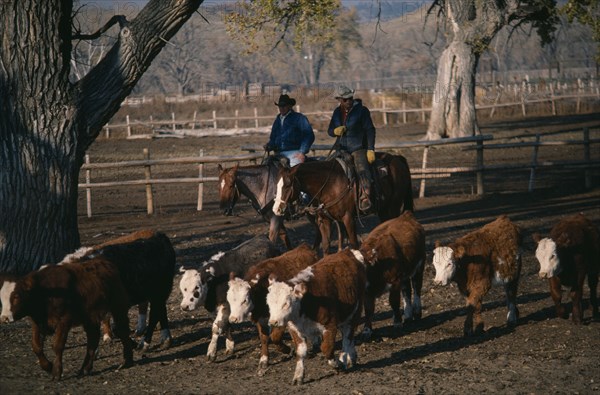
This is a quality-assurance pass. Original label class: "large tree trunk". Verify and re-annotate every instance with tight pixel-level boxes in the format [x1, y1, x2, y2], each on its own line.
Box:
[425, 40, 480, 139]
[0, 0, 203, 274]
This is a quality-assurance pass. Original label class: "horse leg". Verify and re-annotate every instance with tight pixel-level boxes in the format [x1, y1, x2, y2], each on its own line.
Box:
[343, 212, 359, 249]
[318, 216, 332, 255]
[307, 215, 322, 251]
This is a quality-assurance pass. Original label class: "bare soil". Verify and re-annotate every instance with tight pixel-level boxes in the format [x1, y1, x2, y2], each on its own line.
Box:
[1, 114, 599, 395]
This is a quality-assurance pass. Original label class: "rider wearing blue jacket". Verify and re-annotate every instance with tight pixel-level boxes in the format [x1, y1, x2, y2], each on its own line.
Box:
[327, 85, 376, 212]
[265, 94, 315, 167]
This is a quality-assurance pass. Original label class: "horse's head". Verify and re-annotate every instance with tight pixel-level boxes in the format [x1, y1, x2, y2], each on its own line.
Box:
[218, 164, 240, 216]
[272, 166, 299, 216]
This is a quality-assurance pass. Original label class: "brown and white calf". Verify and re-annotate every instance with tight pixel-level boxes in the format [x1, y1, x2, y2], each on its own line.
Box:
[533, 213, 599, 323]
[227, 243, 319, 375]
[266, 248, 366, 385]
[179, 235, 279, 361]
[432, 215, 523, 336]
[359, 211, 426, 340]
[6, 258, 135, 380]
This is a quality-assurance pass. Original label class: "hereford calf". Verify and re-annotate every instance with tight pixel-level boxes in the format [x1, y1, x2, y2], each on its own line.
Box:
[267, 249, 366, 385]
[359, 211, 426, 340]
[227, 243, 319, 375]
[432, 215, 523, 336]
[6, 258, 134, 380]
[533, 213, 600, 323]
[179, 235, 279, 361]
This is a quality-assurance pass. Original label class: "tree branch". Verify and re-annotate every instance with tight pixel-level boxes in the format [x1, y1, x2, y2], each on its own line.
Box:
[72, 15, 129, 40]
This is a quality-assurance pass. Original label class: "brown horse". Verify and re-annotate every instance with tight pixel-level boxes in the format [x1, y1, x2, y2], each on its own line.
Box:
[272, 152, 413, 254]
[218, 163, 293, 249]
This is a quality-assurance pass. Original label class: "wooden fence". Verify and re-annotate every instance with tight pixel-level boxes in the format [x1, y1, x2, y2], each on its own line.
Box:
[104, 90, 600, 138]
[79, 125, 599, 217]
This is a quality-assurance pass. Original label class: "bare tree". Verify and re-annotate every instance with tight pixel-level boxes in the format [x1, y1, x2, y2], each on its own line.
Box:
[0, 0, 203, 273]
[424, 0, 557, 139]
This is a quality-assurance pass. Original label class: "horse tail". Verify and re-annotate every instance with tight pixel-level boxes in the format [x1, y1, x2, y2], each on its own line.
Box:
[389, 154, 415, 213]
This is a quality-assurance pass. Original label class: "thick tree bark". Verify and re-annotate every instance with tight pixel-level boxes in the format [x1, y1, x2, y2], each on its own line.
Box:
[0, 0, 203, 274]
[426, 40, 480, 139]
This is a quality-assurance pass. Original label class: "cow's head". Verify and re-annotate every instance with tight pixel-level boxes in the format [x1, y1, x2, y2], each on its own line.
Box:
[266, 275, 303, 327]
[432, 242, 459, 286]
[179, 268, 208, 311]
[533, 235, 560, 279]
[218, 164, 240, 216]
[227, 274, 254, 324]
[0, 279, 17, 323]
[272, 166, 299, 217]
[3, 276, 35, 323]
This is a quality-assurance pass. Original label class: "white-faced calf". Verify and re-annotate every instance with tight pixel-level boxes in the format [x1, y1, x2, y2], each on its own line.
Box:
[432, 215, 523, 336]
[533, 213, 599, 323]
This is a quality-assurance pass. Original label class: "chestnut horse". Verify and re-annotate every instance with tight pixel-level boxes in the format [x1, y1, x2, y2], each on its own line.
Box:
[218, 163, 293, 249]
[272, 152, 413, 254]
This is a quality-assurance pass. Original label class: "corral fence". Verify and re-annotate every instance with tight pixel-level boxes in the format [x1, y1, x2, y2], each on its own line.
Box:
[106, 81, 600, 138]
[79, 125, 599, 217]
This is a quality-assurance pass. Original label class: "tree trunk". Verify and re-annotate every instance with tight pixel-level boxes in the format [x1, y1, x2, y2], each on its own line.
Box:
[0, 0, 203, 274]
[425, 40, 480, 139]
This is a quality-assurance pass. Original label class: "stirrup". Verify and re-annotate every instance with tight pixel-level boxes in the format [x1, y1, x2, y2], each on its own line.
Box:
[359, 196, 371, 212]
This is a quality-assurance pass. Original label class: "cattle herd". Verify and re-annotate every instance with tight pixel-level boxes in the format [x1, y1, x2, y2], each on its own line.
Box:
[0, 211, 599, 384]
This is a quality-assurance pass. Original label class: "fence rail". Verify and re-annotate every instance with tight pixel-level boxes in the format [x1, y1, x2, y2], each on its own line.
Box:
[79, 125, 599, 217]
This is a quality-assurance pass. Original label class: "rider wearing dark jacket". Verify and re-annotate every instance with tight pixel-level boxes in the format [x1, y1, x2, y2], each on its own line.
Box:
[327, 85, 376, 212]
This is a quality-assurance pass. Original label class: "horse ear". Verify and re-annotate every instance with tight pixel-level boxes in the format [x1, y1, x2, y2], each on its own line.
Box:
[290, 166, 300, 176]
[234, 163, 239, 170]
[218, 164, 223, 172]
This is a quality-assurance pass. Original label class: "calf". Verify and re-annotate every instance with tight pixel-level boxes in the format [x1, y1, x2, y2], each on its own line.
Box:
[227, 243, 319, 375]
[533, 213, 600, 323]
[359, 211, 426, 340]
[179, 235, 279, 361]
[432, 215, 523, 336]
[267, 249, 366, 385]
[6, 258, 134, 380]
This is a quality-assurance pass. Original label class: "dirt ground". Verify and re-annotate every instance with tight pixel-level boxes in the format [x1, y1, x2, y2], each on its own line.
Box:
[1, 114, 599, 395]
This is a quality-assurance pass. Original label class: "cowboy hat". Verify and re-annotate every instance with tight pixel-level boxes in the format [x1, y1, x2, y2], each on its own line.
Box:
[274, 94, 296, 107]
[334, 85, 354, 99]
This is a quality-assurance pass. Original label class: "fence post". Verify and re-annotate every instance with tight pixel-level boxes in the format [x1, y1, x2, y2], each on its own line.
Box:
[549, 83, 556, 115]
[192, 110, 197, 130]
[420, 97, 426, 123]
[476, 138, 484, 195]
[126, 115, 131, 137]
[172, 112, 176, 132]
[528, 134, 540, 192]
[85, 154, 92, 218]
[104, 124, 110, 138]
[254, 107, 259, 128]
[213, 110, 217, 129]
[382, 97, 388, 126]
[143, 148, 154, 215]
[418, 146, 429, 198]
[584, 128, 591, 188]
[235, 109, 239, 129]
[197, 149, 204, 211]
[402, 101, 407, 124]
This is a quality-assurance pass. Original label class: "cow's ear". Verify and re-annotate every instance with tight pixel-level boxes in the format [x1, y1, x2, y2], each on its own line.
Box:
[532, 233, 541, 244]
[229, 271, 237, 281]
[434, 240, 441, 248]
[178, 266, 187, 273]
[293, 283, 307, 298]
[268, 273, 277, 285]
[454, 245, 465, 259]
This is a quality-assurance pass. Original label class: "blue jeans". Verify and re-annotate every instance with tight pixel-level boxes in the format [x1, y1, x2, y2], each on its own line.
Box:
[280, 150, 304, 167]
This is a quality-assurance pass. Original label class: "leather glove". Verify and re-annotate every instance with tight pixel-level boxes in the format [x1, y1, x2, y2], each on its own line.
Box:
[333, 126, 346, 136]
[367, 150, 376, 164]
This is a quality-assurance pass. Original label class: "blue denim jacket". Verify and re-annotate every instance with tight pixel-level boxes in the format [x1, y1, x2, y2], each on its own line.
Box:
[267, 110, 315, 154]
[327, 99, 376, 153]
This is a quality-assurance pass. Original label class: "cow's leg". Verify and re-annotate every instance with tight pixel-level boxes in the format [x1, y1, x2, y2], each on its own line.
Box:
[389, 283, 403, 330]
[256, 319, 270, 376]
[549, 276, 567, 319]
[411, 261, 424, 320]
[320, 325, 337, 368]
[338, 323, 357, 370]
[207, 304, 232, 361]
[51, 324, 71, 380]
[504, 280, 520, 326]
[571, 270, 586, 324]
[270, 324, 291, 354]
[101, 316, 113, 342]
[153, 302, 172, 348]
[135, 302, 148, 337]
[400, 279, 414, 321]
[31, 322, 52, 374]
[464, 292, 484, 336]
[79, 323, 101, 376]
[588, 270, 599, 320]
[112, 304, 134, 370]
[287, 323, 306, 385]
[361, 292, 376, 341]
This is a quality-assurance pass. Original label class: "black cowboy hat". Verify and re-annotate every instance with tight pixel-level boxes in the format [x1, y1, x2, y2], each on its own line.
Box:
[274, 94, 296, 107]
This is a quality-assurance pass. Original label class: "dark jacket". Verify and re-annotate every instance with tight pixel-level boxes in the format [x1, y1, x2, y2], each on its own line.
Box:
[327, 99, 376, 153]
[267, 110, 315, 154]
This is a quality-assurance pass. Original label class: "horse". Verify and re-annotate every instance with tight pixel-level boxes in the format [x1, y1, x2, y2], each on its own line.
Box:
[218, 162, 294, 249]
[272, 152, 413, 254]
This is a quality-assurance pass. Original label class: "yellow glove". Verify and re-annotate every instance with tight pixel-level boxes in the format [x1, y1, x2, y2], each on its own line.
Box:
[367, 150, 376, 164]
[333, 126, 346, 136]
